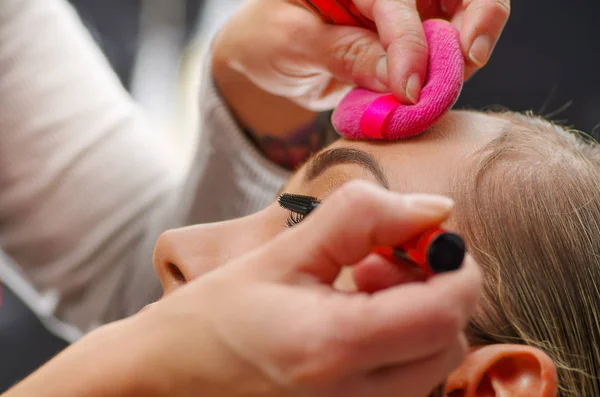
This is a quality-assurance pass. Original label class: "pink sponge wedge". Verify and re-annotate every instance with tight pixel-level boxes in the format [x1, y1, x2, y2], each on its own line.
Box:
[332, 19, 464, 140]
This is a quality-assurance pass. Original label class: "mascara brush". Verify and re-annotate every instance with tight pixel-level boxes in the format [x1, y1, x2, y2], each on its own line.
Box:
[278, 193, 321, 216]
[278, 193, 465, 275]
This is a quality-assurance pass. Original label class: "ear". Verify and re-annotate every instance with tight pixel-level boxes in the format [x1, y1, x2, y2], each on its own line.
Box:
[444, 344, 558, 397]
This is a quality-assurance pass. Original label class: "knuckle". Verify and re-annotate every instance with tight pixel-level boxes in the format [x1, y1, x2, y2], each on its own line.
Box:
[316, 309, 367, 369]
[373, 0, 417, 19]
[392, 30, 428, 57]
[492, 0, 511, 16]
[336, 181, 381, 218]
[270, 7, 315, 54]
[283, 321, 347, 386]
[286, 20, 312, 42]
[332, 33, 378, 78]
[327, 301, 369, 347]
[472, 0, 511, 18]
[427, 305, 463, 345]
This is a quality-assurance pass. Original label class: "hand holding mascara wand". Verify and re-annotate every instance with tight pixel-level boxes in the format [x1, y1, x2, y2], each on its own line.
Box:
[279, 192, 466, 276]
[4, 182, 482, 397]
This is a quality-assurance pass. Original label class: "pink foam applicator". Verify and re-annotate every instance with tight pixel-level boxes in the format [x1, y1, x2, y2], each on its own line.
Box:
[332, 19, 464, 140]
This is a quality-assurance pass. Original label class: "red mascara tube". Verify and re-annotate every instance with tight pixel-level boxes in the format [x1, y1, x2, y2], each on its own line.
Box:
[301, 0, 376, 30]
[372, 228, 466, 275]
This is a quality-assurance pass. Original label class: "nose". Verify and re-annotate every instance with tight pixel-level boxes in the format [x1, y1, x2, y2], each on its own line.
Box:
[153, 228, 196, 294]
[153, 211, 275, 296]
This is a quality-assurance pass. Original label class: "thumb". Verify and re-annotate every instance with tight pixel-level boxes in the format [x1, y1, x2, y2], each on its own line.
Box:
[251, 181, 455, 285]
[352, 0, 430, 104]
[318, 25, 390, 94]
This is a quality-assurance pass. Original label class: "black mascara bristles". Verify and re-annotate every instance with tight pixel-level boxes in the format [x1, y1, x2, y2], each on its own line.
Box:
[278, 193, 321, 216]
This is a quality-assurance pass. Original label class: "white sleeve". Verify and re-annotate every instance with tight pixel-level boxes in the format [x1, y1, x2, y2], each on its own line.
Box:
[123, 53, 293, 321]
[0, 0, 291, 338]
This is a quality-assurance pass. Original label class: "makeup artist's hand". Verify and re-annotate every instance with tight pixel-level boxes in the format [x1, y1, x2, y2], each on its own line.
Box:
[213, 0, 510, 110]
[136, 181, 481, 397]
[3, 182, 481, 397]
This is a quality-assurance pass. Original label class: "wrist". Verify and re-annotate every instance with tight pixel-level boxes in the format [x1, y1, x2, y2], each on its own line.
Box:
[3, 318, 168, 397]
[243, 112, 334, 169]
[212, 50, 316, 134]
[90, 316, 173, 397]
[83, 319, 170, 397]
[212, 49, 332, 169]
[213, 39, 323, 123]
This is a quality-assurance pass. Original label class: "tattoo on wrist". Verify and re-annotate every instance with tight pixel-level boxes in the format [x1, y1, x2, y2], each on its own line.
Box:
[246, 112, 335, 170]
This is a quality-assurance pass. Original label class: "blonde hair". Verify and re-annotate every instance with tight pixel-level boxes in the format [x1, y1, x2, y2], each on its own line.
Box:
[452, 111, 600, 396]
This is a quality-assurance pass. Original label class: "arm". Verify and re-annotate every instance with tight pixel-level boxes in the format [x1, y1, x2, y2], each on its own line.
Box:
[0, 0, 206, 334]
[0, 0, 312, 332]
[0, 0, 180, 332]
[4, 184, 481, 397]
[209, 3, 340, 171]
[2, 323, 148, 397]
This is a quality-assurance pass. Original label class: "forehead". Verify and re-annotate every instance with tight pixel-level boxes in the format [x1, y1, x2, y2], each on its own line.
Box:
[287, 110, 507, 196]
[330, 110, 505, 159]
[341, 111, 505, 189]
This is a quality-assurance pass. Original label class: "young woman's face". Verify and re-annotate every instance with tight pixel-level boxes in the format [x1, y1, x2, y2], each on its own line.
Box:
[154, 110, 506, 295]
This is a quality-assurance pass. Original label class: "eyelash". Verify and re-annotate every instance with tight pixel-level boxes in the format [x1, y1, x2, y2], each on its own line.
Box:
[280, 193, 322, 228]
[286, 212, 306, 228]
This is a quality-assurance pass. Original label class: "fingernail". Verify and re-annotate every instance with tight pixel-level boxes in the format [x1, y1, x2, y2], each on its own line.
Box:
[407, 195, 455, 215]
[376, 57, 389, 87]
[469, 34, 492, 68]
[405, 73, 422, 104]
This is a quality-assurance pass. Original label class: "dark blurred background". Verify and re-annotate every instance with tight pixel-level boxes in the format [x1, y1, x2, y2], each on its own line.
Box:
[72, 0, 204, 90]
[456, 0, 600, 138]
[1, 0, 599, 392]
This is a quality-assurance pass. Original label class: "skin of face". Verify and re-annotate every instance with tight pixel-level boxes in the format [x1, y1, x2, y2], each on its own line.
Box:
[153, 110, 507, 295]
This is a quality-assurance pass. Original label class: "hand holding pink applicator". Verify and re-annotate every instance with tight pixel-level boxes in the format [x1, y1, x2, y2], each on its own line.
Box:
[303, 1, 464, 140]
[333, 19, 464, 140]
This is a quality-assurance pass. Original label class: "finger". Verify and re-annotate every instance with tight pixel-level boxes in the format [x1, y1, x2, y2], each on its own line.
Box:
[460, 0, 510, 69]
[416, 0, 444, 19]
[416, 0, 460, 19]
[354, 334, 469, 397]
[318, 25, 390, 93]
[352, 253, 426, 293]
[440, 0, 461, 16]
[323, 255, 480, 371]
[463, 64, 478, 81]
[253, 180, 455, 284]
[356, 0, 429, 104]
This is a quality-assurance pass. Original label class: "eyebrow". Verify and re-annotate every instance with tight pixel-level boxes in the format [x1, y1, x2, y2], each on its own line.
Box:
[304, 148, 390, 188]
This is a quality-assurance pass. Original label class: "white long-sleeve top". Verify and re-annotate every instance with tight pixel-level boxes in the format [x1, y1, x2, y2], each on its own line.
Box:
[0, 0, 292, 339]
